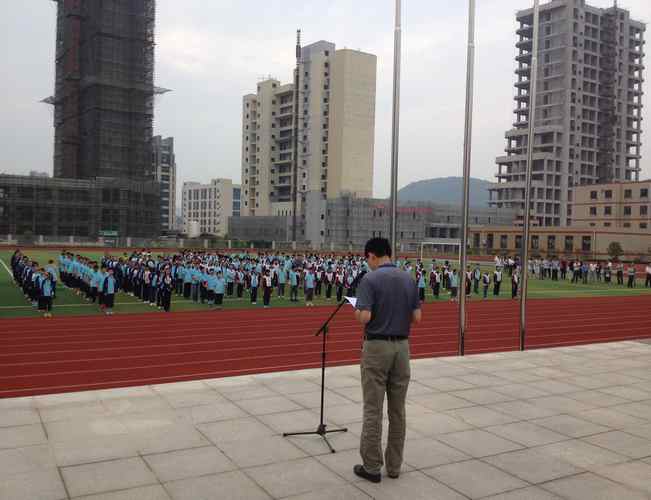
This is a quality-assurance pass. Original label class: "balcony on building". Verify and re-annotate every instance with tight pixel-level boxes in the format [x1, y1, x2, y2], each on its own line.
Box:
[516, 52, 532, 63]
[516, 24, 533, 37]
[278, 106, 294, 118]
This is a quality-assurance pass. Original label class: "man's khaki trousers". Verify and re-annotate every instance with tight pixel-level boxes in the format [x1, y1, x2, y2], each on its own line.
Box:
[360, 338, 411, 475]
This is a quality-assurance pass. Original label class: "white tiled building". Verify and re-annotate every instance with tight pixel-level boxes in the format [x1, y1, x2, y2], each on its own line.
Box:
[181, 179, 234, 237]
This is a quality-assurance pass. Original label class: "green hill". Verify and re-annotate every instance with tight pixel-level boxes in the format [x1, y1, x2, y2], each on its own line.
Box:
[398, 176, 494, 207]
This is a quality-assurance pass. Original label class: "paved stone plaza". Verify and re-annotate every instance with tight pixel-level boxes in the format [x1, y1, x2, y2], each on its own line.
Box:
[1, 340, 651, 499]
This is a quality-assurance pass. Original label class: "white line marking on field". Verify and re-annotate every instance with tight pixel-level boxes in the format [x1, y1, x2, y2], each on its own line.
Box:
[0, 257, 14, 280]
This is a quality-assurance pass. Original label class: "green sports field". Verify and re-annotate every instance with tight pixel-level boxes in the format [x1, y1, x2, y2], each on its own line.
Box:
[1, 249, 651, 318]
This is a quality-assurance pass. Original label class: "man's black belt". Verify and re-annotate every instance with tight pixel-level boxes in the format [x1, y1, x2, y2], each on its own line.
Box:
[364, 335, 408, 341]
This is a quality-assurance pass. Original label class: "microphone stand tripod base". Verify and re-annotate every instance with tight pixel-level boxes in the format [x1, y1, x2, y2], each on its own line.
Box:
[283, 424, 347, 454]
[282, 299, 351, 453]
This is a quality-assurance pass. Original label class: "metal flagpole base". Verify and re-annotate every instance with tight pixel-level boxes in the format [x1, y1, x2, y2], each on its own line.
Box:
[283, 425, 348, 453]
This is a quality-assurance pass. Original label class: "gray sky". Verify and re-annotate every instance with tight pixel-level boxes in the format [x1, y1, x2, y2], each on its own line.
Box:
[1, 0, 649, 201]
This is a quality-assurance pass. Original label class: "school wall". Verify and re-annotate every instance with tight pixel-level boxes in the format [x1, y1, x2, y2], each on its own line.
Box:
[470, 225, 651, 261]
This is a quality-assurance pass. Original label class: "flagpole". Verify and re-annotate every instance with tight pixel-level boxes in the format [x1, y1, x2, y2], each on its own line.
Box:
[520, 0, 540, 351]
[458, 0, 476, 356]
[389, 0, 401, 259]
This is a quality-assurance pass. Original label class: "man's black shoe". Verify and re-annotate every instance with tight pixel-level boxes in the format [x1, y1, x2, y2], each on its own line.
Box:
[353, 464, 381, 483]
[387, 472, 400, 479]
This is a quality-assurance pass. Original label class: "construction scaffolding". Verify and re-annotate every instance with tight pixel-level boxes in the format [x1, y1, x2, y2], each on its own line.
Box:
[0, 174, 160, 238]
[598, 6, 618, 183]
[49, 0, 156, 181]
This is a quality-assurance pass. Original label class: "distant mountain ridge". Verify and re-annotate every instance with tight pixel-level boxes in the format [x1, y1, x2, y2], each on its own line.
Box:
[398, 176, 494, 207]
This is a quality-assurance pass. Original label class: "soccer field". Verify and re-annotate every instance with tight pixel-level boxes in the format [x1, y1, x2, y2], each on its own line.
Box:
[2, 248, 651, 319]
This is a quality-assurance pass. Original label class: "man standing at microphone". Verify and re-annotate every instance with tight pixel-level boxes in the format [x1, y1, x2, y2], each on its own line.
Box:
[353, 238, 422, 483]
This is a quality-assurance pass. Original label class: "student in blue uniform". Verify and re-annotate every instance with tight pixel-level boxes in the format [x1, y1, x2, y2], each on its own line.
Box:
[45, 260, 58, 298]
[97, 266, 107, 310]
[150, 271, 158, 306]
[289, 267, 299, 302]
[183, 265, 193, 299]
[304, 269, 315, 307]
[417, 272, 426, 303]
[89, 264, 100, 303]
[160, 270, 173, 312]
[226, 267, 235, 297]
[191, 267, 200, 302]
[277, 267, 287, 299]
[40, 271, 54, 318]
[214, 271, 226, 309]
[206, 269, 216, 306]
[102, 268, 117, 315]
[449, 270, 459, 302]
[250, 271, 259, 305]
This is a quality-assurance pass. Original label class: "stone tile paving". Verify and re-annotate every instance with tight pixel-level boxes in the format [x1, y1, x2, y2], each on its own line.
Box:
[1, 340, 651, 499]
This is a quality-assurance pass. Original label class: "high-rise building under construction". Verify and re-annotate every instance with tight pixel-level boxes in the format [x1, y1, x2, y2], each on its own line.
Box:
[14, 0, 164, 238]
[49, 0, 156, 181]
[489, 0, 645, 227]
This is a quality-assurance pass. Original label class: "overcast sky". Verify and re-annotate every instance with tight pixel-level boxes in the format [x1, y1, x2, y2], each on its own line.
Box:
[1, 0, 649, 201]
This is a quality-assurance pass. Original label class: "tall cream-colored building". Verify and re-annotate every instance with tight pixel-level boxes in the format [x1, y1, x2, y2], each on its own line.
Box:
[240, 40, 377, 231]
[181, 179, 234, 237]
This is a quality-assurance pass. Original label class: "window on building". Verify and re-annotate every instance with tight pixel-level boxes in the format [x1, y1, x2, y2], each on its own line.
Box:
[624, 206, 632, 216]
[604, 206, 612, 215]
[531, 235, 539, 249]
[582, 236, 591, 252]
[589, 207, 597, 216]
[590, 191, 597, 199]
[547, 235, 556, 251]
[641, 188, 649, 198]
[564, 236, 574, 252]
[624, 189, 632, 199]
[641, 206, 648, 216]
[500, 235, 508, 249]
[641, 223, 648, 229]
[515, 235, 523, 249]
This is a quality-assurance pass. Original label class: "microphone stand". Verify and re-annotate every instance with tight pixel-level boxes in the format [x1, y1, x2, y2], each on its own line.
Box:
[283, 298, 349, 453]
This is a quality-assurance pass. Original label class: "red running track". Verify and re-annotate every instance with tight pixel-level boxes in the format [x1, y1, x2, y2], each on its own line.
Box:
[1, 295, 650, 398]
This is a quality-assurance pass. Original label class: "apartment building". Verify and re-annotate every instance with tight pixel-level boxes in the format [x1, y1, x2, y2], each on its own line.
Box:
[572, 180, 651, 230]
[240, 40, 377, 234]
[232, 184, 241, 217]
[151, 136, 177, 232]
[181, 179, 233, 237]
[490, 0, 645, 227]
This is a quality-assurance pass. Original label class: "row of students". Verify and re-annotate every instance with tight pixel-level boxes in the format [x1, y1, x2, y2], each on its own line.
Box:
[10, 251, 56, 317]
[58, 253, 119, 314]
[97, 250, 369, 309]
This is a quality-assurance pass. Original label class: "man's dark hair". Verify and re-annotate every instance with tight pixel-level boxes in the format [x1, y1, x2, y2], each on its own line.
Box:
[364, 237, 392, 258]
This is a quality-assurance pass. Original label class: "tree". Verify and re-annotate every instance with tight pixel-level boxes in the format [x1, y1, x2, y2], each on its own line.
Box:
[607, 241, 624, 261]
